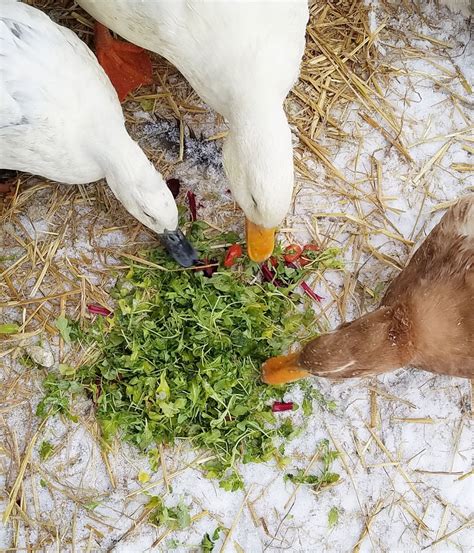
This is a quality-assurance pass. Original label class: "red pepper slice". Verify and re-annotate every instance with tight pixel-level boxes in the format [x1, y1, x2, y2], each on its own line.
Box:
[223, 244, 243, 267]
[283, 244, 303, 264]
[272, 401, 294, 412]
[299, 244, 320, 267]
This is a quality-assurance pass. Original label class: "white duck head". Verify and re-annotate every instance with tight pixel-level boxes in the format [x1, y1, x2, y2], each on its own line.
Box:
[101, 137, 198, 267]
[223, 105, 294, 262]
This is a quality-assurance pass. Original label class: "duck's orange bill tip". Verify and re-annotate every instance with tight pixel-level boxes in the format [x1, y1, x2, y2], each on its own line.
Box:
[245, 219, 276, 263]
[261, 352, 310, 385]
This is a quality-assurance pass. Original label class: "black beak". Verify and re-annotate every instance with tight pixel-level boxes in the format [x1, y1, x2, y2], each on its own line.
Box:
[159, 228, 199, 267]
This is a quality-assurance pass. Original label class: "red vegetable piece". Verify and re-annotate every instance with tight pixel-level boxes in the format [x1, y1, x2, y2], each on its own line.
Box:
[272, 401, 294, 412]
[260, 263, 284, 287]
[299, 244, 320, 267]
[87, 304, 112, 317]
[166, 178, 181, 199]
[300, 281, 323, 303]
[283, 244, 303, 264]
[223, 244, 243, 267]
[187, 191, 197, 222]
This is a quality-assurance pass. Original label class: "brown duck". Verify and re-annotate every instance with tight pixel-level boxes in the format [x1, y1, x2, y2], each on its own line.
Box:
[262, 194, 474, 384]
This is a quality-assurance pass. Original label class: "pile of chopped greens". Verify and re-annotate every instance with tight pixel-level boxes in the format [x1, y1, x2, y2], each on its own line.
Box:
[38, 221, 340, 490]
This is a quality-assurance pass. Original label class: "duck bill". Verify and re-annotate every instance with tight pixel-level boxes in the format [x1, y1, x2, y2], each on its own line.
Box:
[246, 219, 275, 263]
[159, 228, 199, 268]
[261, 352, 310, 385]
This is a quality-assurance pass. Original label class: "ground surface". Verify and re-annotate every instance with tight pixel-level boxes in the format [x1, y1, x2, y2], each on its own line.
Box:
[0, 1, 473, 552]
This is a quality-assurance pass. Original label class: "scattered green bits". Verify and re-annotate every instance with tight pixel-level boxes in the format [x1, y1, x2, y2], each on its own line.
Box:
[148, 496, 191, 530]
[39, 440, 54, 461]
[285, 439, 340, 491]
[54, 315, 71, 343]
[201, 527, 222, 552]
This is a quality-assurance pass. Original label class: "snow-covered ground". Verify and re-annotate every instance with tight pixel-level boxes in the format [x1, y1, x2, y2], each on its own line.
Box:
[1, 1, 473, 552]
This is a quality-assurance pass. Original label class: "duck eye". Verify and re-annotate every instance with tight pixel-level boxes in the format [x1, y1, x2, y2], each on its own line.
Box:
[143, 210, 158, 224]
[250, 194, 258, 208]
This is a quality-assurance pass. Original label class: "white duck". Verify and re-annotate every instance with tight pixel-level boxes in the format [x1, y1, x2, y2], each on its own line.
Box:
[0, 0, 198, 267]
[76, 0, 309, 262]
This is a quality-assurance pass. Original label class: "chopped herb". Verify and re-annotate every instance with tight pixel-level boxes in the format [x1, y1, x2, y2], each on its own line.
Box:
[201, 527, 222, 552]
[148, 496, 191, 530]
[54, 315, 71, 343]
[0, 323, 19, 334]
[299, 244, 320, 267]
[286, 439, 340, 491]
[138, 470, 150, 483]
[328, 506, 339, 528]
[39, 440, 54, 461]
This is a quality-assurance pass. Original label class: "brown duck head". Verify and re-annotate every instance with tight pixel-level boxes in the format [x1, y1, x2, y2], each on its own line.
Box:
[261, 306, 414, 385]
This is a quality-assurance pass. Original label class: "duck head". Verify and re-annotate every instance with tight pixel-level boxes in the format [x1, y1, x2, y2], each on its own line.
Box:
[262, 307, 413, 384]
[223, 106, 294, 262]
[105, 154, 198, 267]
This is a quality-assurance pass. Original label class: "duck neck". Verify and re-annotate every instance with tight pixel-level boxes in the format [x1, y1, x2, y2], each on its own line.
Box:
[300, 306, 415, 378]
[228, 97, 286, 131]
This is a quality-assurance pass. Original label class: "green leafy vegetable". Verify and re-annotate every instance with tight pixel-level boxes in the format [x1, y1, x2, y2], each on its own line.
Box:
[39, 222, 340, 489]
[0, 323, 19, 334]
[286, 439, 340, 491]
[201, 527, 222, 552]
[55, 315, 71, 343]
[39, 440, 54, 461]
[148, 496, 191, 530]
[328, 506, 339, 528]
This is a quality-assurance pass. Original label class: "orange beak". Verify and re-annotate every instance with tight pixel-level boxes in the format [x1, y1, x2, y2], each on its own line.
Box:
[261, 352, 310, 385]
[246, 219, 276, 263]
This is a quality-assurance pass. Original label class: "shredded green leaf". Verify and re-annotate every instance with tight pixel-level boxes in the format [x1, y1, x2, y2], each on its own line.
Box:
[286, 439, 340, 490]
[0, 323, 19, 334]
[201, 527, 222, 552]
[148, 496, 191, 530]
[54, 315, 71, 343]
[328, 506, 340, 528]
[39, 440, 54, 461]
